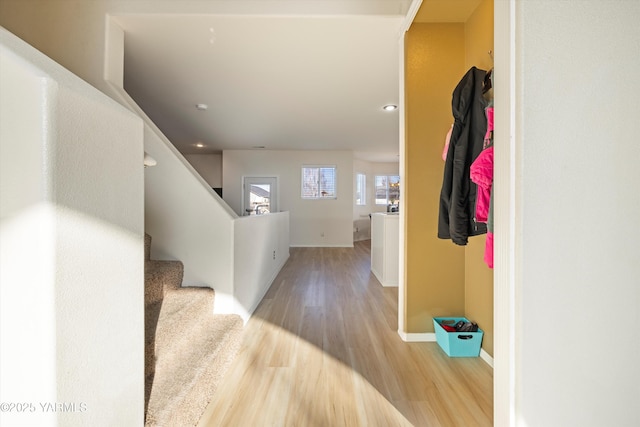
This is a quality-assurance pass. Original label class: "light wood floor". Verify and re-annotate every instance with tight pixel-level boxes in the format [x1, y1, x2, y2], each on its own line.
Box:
[199, 241, 493, 427]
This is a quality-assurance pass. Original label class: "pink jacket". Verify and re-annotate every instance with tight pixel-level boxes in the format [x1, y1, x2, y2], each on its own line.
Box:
[471, 146, 494, 268]
[470, 146, 493, 223]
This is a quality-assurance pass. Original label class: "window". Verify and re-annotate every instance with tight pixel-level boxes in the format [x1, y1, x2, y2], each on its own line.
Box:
[356, 173, 366, 205]
[302, 166, 337, 199]
[375, 175, 400, 205]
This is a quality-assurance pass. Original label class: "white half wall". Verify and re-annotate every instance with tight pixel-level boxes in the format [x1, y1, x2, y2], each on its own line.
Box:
[233, 212, 290, 321]
[223, 150, 354, 247]
[0, 29, 144, 426]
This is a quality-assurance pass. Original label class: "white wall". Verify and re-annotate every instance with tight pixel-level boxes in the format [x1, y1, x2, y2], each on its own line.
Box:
[233, 212, 290, 321]
[184, 153, 223, 188]
[0, 29, 144, 426]
[505, 1, 640, 426]
[224, 150, 354, 247]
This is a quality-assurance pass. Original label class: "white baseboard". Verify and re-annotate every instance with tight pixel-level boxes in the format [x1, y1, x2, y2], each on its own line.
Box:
[480, 349, 494, 368]
[371, 268, 398, 287]
[289, 244, 354, 248]
[398, 329, 494, 368]
[397, 331, 436, 342]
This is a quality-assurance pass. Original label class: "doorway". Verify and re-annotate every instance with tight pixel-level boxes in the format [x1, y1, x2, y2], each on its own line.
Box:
[242, 177, 278, 216]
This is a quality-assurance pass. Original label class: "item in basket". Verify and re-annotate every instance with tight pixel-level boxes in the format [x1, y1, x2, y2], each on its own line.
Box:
[441, 324, 457, 332]
[454, 320, 479, 332]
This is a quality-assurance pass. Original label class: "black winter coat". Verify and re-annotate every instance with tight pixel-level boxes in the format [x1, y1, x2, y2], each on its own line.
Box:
[438, 67, 488, 245]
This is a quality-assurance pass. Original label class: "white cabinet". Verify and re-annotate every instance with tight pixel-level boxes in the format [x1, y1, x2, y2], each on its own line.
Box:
[370, 213, 399, 287]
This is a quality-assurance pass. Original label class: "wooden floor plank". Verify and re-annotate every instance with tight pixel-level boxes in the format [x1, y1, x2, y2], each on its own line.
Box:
[198, 241, 492, 426]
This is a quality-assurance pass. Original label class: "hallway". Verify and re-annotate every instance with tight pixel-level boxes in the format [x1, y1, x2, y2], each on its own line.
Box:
[199, 241, 492, 426]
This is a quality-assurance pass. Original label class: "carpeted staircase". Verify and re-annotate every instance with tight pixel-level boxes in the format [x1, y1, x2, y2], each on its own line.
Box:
[144, 234, 243, 426]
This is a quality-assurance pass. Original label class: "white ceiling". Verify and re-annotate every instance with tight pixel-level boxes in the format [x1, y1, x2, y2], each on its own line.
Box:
[115, 0, 480, 163]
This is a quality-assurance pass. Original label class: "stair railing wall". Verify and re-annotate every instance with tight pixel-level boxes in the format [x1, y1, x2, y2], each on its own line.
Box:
[233, 212, 290, 322]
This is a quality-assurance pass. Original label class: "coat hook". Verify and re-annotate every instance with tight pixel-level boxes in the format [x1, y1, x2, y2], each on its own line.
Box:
[488, 50, 494, 61]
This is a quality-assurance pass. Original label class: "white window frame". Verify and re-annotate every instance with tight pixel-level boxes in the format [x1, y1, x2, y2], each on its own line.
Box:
[356, 173, 366, 206]
[375, 175, 400, 205]
[301, 165, 337, 200]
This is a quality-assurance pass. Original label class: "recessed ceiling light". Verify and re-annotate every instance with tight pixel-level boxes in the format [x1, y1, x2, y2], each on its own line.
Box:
[195, 143, 205, 148]
[196, 103, 208, 111]
[383, 104, 398, 111]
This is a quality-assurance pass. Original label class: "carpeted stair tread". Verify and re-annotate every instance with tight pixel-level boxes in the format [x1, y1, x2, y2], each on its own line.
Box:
[145, 314, 243, 427]
[153, 287, 216, 353]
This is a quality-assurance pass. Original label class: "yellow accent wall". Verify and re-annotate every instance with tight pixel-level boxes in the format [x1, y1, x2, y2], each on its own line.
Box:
[465, 0, 495, 72]
[405, 23, 466, 332]
[404, 0, 494, 356]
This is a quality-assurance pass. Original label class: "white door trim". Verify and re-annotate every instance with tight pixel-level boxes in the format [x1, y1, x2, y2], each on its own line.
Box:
[494, 1, 518, 425]
[242, 176, 278, 216]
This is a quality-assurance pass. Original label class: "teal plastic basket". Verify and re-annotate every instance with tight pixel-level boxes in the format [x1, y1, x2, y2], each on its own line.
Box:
[433, 317, 483, 357]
